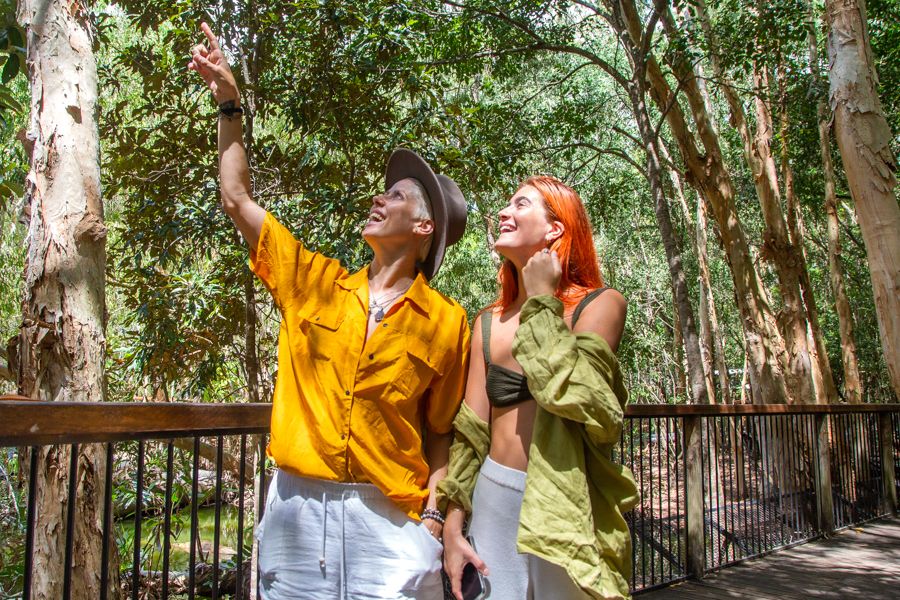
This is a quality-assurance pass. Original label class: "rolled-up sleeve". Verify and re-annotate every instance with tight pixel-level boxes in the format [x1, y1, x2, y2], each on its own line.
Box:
[435, 402, 490, 514]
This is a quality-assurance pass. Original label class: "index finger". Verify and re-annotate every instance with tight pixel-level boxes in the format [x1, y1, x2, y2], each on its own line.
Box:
[200, 22, 220, 50]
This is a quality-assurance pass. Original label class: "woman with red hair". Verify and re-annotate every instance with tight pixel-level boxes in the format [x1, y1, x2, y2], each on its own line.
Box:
[438, 177, 638, 599]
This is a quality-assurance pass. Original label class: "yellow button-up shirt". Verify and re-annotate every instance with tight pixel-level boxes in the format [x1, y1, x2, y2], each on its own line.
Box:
[250, 213, 470, 518]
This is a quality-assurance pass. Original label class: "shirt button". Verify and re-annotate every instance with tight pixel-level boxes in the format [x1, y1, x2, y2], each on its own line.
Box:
[341, 434, 346, 440]
[368, 353, 374, 360]
[345, 390, 350, 396]
[382, 323, 388, 328]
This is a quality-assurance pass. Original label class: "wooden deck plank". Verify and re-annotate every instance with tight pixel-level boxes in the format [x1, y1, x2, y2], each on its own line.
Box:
[640, 518, 900, 599]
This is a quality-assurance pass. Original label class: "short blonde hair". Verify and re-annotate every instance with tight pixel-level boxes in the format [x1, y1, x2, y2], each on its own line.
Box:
[407, 179, 434, 262]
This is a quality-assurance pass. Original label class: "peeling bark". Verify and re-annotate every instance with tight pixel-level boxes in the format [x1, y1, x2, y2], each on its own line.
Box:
[777, 63, 839, 404]
[16, 1, 118, 595]
[824, 0, 897, 398]
[688, 0, 815, 404]
[631, 0, 789, 404]
[750, 64, 816, 405]
[607, 4, 709, 404]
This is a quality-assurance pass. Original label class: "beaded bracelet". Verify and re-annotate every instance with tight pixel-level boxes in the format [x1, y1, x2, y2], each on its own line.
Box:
[420, 507, 445, 525]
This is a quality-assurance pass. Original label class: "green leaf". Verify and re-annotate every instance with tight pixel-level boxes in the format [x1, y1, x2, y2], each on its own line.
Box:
[1, 54, 18, 84]
[2, 180, 23, 197]
[0, 83, 21, 111]
[7, 25, 24, 50]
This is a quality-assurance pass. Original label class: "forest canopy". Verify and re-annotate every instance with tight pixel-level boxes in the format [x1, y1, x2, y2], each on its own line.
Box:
[1, 0, 898, 405]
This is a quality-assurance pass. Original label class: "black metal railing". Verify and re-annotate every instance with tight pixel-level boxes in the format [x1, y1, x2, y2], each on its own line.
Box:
[0, 401, 270, 600]
[1, 400, 898, 598]
[621, 415, 687, 591]
[622, 403, 900, 592]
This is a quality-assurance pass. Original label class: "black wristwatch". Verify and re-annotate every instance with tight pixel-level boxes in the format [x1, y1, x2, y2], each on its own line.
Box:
[219, 100, 244, 118]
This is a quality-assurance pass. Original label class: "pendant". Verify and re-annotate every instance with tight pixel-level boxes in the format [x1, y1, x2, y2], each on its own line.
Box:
[374, 307, 385, 322]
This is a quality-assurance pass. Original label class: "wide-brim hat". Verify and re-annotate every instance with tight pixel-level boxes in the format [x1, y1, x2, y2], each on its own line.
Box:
[385, 148, 467, 280]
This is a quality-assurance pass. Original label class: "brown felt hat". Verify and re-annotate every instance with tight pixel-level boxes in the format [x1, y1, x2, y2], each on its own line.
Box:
[385, 148, 467, 280]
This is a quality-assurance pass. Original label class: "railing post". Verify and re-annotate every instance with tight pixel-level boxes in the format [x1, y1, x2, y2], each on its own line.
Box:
[684, 415, 705, 579]
[879, 412, 897, 515]
[814, 413, 835, 534]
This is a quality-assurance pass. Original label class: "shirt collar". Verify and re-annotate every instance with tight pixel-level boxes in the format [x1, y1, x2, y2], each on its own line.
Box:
[337, 266, 432, 315]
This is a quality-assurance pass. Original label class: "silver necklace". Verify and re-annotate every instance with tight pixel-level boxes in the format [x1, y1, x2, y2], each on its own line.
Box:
[368, 288, 408, 322]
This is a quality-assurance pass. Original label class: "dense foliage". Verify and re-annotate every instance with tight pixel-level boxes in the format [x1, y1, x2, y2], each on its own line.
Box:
[1, 0, 897, 404]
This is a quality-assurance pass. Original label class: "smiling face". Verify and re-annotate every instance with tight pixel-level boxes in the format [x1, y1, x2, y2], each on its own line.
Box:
[363, 177, 434, 255]
[494, 185, 563, 265]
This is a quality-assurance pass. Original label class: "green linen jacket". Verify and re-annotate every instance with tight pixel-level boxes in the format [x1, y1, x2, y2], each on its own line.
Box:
[436, 295, 639, 600]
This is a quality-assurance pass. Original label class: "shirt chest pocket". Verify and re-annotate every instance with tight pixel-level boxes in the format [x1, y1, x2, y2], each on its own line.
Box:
[392, 332, 446, 398]
[295, 302, 345, 360]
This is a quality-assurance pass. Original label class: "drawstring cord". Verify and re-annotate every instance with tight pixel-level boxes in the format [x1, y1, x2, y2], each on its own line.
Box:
[319, 492, 327, 570]
[340, 490, 347, 600]
[319, 489, 349, 600]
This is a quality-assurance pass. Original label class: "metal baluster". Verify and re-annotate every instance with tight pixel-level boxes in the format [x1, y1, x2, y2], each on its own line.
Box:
[100, 443, 114, 600]
[212, 436, 224, 600]
[62, 444, 79, 600]
[236, 434, 247, 600]
[189, 437, 200, 600]
[133, 441, 144, 600]
[162, 441, 174, 599]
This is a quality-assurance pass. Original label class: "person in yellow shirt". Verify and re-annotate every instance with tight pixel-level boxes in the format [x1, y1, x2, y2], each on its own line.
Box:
[190, 24, 470, 600]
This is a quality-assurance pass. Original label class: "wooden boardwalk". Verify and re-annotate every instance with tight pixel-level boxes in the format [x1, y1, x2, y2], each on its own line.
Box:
[641, 517, 900, 599]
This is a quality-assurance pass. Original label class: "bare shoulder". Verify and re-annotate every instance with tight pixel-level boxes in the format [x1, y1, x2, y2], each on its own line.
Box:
[471, 310, 485, 344]
[573, 287, 627, 351]
[599, 287, 627, 313]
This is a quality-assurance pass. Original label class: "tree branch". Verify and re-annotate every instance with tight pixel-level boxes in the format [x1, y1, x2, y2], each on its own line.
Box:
[443, 1, 629, 88]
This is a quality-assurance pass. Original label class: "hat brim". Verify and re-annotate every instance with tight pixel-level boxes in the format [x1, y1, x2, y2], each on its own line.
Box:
[384, 149, 448, 280]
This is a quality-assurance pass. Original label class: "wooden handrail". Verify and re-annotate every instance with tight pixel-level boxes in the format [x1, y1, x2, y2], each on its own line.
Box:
[625, 402, 900, 416]
[0, 401, 270, 446]
[1, 400, 898, 446]
[0, 394, 38, 402]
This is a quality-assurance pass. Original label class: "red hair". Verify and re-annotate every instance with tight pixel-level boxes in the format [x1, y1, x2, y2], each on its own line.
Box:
[494, 176, 604, 311]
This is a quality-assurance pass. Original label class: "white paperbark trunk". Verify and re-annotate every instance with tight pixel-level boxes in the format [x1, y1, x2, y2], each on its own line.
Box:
[825, 0, 900, 400]
[16, 0, 114, 597]
[635, 0, 789, 404]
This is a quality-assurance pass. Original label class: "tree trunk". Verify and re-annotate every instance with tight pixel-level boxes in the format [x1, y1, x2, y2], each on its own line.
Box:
[776, 64, 839, 404]
[697, 194, 732, 404]
[678, 54, 734, 404]
[646, 133, 708, 404]
[610, 10, 709, 404]
[805, 0, 864, 402]
[750, 64, 816, 405]
[672, 294, 687, 400]
[687, 0, 814, 404]
[661, 141, 718, 403]
[629, 0, 790, 405]
[16, 0, 117, 596]
[824, 0, 895, 399]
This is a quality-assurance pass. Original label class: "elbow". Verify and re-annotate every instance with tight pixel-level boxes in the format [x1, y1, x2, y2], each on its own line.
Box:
[220, 189, 252, 217]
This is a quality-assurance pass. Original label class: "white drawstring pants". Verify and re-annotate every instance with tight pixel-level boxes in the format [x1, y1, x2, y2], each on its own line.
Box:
[256, 470, 444, 599]
[468, 457, 590, 600]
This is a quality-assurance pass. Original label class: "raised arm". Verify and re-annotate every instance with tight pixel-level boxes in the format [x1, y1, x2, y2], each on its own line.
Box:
[188, 23, 264, 248]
